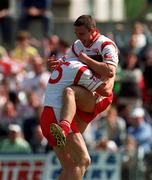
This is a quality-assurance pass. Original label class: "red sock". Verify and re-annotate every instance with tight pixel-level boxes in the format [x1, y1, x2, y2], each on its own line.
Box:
[59, 120, 71, 136]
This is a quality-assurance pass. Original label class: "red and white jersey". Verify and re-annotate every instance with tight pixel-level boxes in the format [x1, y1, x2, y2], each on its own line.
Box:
[44, 58, 103, 108]
[66, 34, 119, 67]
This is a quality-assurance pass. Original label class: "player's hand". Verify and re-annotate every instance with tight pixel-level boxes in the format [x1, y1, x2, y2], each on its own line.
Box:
[47, 55, 60, 71]
[78, 52, 89, 63]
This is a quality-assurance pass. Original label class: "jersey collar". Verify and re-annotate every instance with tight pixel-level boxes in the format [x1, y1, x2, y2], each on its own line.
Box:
[85, 29, 100, 48]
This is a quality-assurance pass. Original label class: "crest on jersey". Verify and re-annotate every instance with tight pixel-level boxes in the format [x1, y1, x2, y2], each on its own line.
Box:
[103, 53, 113, 60]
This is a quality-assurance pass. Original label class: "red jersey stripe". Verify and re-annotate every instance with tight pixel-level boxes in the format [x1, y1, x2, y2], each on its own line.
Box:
[72, 43, 79, 57]
[101, 41, 116, 51]
[74, 66, 88, 85]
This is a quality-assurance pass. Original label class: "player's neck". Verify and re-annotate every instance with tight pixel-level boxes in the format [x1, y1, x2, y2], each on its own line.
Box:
[86, 30, 100, 48]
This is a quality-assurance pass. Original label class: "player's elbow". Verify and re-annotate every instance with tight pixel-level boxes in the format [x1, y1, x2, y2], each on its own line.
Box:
[107, 68, 115, 78]
[107, 71, 114, 78]
[106, 64, 116, 78]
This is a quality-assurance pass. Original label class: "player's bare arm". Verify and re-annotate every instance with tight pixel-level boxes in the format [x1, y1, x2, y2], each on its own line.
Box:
[78, 52, 116, 96]
[79, 52, 116, 78]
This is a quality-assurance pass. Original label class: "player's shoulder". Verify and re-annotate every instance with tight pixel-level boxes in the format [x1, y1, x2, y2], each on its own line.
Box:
[72, 40, 84, 55]
[73, 39, 83, 46]
[98, 35, 118, 50]
[98, 35, 115, 44]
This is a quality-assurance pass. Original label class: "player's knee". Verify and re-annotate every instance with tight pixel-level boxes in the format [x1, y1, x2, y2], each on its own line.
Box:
[83, 155, 91, 168]
[78, 155, 91, 176]
[62, 166, 85, 177]
[73, 151, 91, 170]
[79, 154, 91, 169]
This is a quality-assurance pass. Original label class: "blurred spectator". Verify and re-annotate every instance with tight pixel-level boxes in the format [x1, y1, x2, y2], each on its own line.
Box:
[105, 31, 115, 41]
[0, 96, 26, 136]
[24, 91, 42, 119]
[118, 51, 144, 106]
[120, 135, 139, 180]
[143, 23, 152, 46]
[0, 101, 20, 131]
[0, 46, 25, 84]
[117, 103, 133, 128]
[132, 22, 147, 50]
[0, 80, 9, 108]
[58, 39, 70, 57]
[143, 47, 152, 113]
[121, 135, 138, 162]
[22, 91, 43, 142]
[0, 83, 26, 130]
[114, 23, 129, 50]
[43, 35, 60, 58]
[0, 82, 9, 138]
[121, 22, 148, 65]
[94, 106, 127, 149]
[95, 138, 118, 152]
[0, 45, 8, 59]
[21, 57, 50, 100]
[0, 124, 32, 153]
[0, 0, 13, 49]
[11, 31, 39, 65]
[144, 152, 152, 180]
[18, 0, 54, 38]
[127, 107, 152, 155]
[43, 35, 70, 59]
[30, 124, 50, 153]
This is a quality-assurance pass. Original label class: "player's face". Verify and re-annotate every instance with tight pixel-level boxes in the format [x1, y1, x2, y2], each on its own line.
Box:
[74, 25, 92, 46]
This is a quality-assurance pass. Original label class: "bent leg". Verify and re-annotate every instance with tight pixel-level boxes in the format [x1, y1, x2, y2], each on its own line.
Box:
[61, 87, 77, 122]
[55, 86, 96, 138]
[53, 132, 91, 180]
[61, 86, 96, 119]
[51, 87, 77, 141]
[40, 107, 90, 179]
[52, 85, 112, 144]
[76, 93, 113, 125]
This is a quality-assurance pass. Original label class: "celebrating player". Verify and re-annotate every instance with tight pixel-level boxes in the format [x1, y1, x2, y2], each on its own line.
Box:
[40, 15, 119, 180]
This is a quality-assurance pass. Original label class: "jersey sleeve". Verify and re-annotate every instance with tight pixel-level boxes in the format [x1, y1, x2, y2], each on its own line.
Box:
[100, 41, 119, 67]
[65, 40, 84, 60]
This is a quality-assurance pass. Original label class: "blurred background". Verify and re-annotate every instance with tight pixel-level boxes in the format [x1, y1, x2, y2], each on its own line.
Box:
[0, 0, 152, 180]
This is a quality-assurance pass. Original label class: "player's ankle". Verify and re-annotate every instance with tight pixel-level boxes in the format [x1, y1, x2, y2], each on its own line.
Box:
[59, 120, 71, 136]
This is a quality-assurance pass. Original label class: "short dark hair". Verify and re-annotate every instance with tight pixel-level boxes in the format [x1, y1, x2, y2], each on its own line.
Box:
[16, 31, 30, 41]
[74, 15, 96, 30]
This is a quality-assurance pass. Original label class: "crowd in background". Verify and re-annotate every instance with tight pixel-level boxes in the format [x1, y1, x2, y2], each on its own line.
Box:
[0, 0, 152, 179]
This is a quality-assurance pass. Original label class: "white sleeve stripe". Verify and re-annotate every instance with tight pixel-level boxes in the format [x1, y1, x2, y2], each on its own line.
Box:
[83, 81, 103, 92]
[103, 60, 118, 67]
[89, 82, 103, 91]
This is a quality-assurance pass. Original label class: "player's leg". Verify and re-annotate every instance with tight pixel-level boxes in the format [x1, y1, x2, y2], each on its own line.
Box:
[51, 61, 104, 135]
[50, 85, 96, 145]
[51, 85, 112, 140]
[40, 106, 91, 180]
[50, 86, 78, 146]
[78, 92, 113, 133]
[60, 86, 95, 132]
[50, 63, 112, 145]
[60, 87, 77, 135]
[54, 132, 91, 180]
